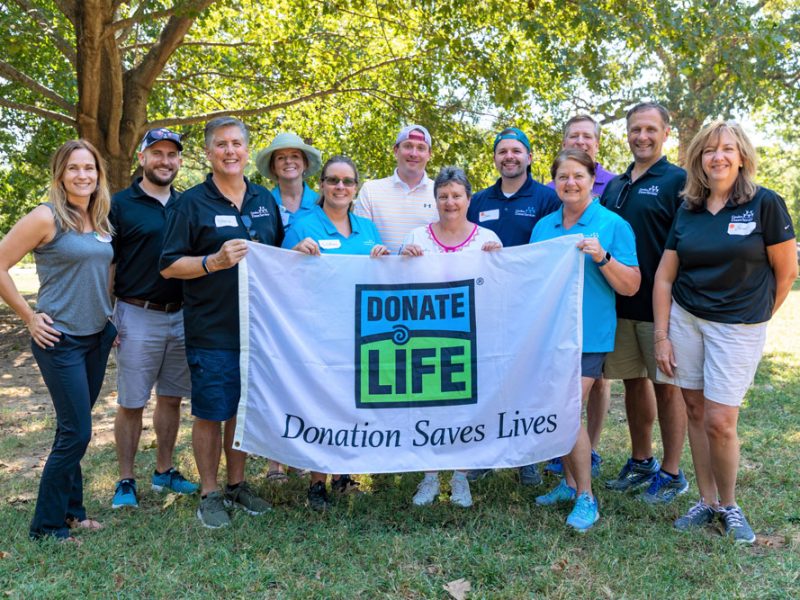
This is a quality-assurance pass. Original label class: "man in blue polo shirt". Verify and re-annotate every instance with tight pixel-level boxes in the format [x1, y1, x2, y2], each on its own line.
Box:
[110, 128, 198, 509]
[160, 117, 284, 529]
[466, 127, 560, 485]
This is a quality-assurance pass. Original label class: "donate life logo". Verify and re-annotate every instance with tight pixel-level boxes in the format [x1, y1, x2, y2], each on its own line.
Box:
[355, 280, 477, 408]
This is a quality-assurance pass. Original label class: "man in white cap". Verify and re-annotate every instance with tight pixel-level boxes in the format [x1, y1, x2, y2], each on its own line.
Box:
[354, 125, 437, 253]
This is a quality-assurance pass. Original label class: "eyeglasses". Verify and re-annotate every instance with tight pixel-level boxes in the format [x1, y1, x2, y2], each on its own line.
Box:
[613, 180, 632, 210]
[322, 176, 358, 187]
[240, 215, 260, 242]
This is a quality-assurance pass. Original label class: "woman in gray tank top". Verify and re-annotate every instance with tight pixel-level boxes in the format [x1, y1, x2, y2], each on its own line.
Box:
[0, 139, 116, 543]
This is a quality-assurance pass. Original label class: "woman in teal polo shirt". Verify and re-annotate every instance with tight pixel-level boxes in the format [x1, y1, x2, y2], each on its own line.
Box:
[255, 132, 322, 230]
[530, 149, 641, 532]
[283, 155, 389, 509]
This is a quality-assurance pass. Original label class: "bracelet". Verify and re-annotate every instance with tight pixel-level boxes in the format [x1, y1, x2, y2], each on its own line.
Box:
[201, 255, 211, 274]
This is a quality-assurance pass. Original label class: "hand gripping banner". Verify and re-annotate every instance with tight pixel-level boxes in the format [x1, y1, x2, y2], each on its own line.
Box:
[234, 237, 584, 474]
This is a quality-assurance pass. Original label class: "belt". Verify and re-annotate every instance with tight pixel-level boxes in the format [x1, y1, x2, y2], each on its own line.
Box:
[119, 297, 182, 313]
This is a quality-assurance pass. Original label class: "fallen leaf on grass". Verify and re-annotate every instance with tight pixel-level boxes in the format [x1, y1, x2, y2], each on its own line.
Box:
[114, 574, 124, 590]
[550, 558, 569, 573]
[755, 534, 787, 548]
[443, 578, 471, 600]
[0, 551, 10, 559]
[425, 564, 441, 575]
[162, 493, 179, 509]
[7, 494, 35, 505]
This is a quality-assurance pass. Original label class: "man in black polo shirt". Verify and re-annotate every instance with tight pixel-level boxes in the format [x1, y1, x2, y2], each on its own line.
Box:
[160, 117, 284, 528]
[600, 102, 688, 503]
[110, 128, 197, 509]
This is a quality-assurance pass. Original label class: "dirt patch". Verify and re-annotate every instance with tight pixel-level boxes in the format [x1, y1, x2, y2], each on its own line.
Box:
[0, 296, 164, 485]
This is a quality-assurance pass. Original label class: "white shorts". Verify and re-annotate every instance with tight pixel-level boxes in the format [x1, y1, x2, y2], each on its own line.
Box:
[113, 300, 191, 409]
[656, 302, 767, 406]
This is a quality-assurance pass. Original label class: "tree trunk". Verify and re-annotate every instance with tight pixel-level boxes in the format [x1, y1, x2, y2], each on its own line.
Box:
[676, 116, 702, 168]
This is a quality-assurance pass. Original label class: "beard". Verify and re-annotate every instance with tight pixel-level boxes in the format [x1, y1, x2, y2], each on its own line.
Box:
[143, 165, 177, 187]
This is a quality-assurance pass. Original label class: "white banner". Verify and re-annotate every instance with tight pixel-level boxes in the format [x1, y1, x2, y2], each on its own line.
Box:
[234, 237, 584, 474]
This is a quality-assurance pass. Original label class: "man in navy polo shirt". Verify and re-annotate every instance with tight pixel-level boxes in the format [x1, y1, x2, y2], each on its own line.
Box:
[600, 102, 688, 504]
[545, 115, 617, 479]
[466, 127, 559, 485]
[160, 117, 284, 528]
[110, 128, 198, 509]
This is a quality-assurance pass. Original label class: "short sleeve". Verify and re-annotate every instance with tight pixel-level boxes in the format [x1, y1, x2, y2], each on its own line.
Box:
[610, 216, 638, 267]
[353, 183, 372, 219]
[159, 201, 192, 271]
[760, 188, 796, 246]
[109, 198, 120, 263]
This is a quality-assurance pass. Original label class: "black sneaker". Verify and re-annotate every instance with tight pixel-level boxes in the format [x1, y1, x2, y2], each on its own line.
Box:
[307, 481, 331, 511]
[330, 474, 362, 495]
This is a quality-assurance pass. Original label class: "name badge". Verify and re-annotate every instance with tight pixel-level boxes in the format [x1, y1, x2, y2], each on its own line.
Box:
[727, 222, 756, 236]
[93, 232, 112, 243]
[319, 239, 342, 250]
[479, 209, 499, 222]
[215, 215, 238, 228]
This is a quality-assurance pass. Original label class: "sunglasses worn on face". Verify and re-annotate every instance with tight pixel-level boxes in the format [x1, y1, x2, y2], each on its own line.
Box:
[323, 176, 357, 187]
[240, 215, 260, 242]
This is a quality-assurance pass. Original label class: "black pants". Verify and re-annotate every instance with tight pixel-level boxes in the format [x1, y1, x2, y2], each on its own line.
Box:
[29, 321, 116, 540]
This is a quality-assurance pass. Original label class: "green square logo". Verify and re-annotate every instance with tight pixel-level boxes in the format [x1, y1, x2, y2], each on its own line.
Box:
[355, 280, 477, 408]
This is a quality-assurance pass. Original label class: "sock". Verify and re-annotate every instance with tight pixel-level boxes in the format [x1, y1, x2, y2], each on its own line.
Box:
[226, 482, 241, 491]
[660, 468, 678, 479]
[423, 473, 439, 481]
[451, 472, 467, 482]
[632, 457, 654, 466]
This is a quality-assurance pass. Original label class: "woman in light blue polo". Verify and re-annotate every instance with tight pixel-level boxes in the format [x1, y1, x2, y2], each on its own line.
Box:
[283, 155, 389, 509]
[530, 149, 641, 532]
[255, 133, 322, 230]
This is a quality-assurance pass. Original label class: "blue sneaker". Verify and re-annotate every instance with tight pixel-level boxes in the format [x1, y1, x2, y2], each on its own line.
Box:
[518, 464, 542, 486]
[151, 468, 199, 495]
[112, 478, 138, 508]
[566, 492, 599, 532]
[605, 457, 660, 492]
[466, 469, 494, 482]
[590, 450, 603, 478]
[719, 505, 756, 544]
[535, 479, 576, 506]
[640, 469, 689, 504]
[544, 458, 563, 475]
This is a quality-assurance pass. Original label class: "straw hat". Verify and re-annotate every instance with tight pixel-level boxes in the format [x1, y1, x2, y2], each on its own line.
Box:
[255, 133, 322, 182]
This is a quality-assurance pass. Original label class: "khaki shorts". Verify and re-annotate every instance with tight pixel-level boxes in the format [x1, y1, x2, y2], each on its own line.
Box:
[604, 319, 657, 381]
[655, 302, 767, 407]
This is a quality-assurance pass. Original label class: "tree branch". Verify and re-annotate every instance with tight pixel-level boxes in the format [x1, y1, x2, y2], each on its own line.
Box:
[0, 60, 75, 114]
[52, 0, 78, 26]
[0, 98, 77, 126]
[10, 0, 77, 66]
[109, 7, 179, 33]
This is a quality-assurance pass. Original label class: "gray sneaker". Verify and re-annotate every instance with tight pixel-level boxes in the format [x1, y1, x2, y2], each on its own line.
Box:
[224, 481, 271, 515]
[412, 475, 440, 506]
[197, 491, 231, 529]
[449, 474, 472, 508]
[518, 463, 542, 486]
[674, 500, 716, 531]
[719, 505, 756, 544]
[605, 458, 660, 492]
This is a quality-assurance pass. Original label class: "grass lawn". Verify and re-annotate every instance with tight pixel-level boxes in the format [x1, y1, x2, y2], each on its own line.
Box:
[0, 278, 798, 598]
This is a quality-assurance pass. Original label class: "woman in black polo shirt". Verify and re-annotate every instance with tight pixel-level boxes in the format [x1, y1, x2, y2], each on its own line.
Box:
[653, 121, 797, 544]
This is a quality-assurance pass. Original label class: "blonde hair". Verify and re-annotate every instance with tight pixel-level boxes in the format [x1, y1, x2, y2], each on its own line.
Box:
[48, 139, 113, 237]
[682, 121, 758, 210]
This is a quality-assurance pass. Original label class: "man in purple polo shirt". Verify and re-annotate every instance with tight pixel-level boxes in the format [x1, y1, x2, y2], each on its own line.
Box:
[545, 115, 616, 479]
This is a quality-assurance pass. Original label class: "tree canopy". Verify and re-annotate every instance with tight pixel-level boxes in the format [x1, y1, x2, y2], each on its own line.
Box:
[1, 0, 799, 232]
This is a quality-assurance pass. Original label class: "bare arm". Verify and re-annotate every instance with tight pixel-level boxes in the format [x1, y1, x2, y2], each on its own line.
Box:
[0, 206, 61, 347]
[653, 250, 679, 377]
[161, 239, 249, 280]
[577, 237, 640, 296]
[767, 238, 798, 315]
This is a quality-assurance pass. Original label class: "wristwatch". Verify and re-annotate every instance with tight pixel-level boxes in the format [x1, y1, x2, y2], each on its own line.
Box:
[597, 251, 611, 267]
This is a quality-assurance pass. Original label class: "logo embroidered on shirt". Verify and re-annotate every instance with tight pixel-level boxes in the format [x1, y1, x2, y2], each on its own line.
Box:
[638, 185, 660, 196]
[514, 207, 537, 218]
[730, 210, 755, 223]
[250, 206, 271, 219]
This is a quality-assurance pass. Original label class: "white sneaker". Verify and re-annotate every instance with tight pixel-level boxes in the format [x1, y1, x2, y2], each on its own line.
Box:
[449, 474, 473, 508]
[412, 475, 440, 506]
